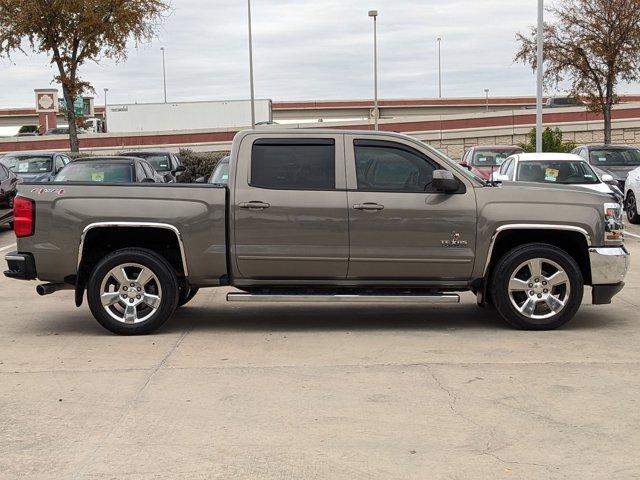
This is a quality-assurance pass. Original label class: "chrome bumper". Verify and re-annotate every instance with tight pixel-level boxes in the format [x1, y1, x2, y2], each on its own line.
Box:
[589, 246, 629, 285]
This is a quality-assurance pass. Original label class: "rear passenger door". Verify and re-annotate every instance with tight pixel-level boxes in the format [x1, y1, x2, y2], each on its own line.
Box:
[233, 134, 349, 280]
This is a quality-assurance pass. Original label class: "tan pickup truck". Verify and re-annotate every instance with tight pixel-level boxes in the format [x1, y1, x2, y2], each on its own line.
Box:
[4, 130, 630, 334]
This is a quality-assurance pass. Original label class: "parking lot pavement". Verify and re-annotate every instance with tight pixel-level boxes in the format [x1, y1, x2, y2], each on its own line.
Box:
[0, 234, 639, 480]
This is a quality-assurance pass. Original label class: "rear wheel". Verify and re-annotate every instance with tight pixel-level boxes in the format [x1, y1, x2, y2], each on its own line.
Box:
[625, 191, 640, 224]
[491, 244, 583, 330]
[87, 249, 179, 335]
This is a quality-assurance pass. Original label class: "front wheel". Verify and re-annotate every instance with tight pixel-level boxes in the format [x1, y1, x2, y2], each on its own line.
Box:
[87, 249, 179, 335]
[626, 191, 640, 224]
[491, 244, 583, 330]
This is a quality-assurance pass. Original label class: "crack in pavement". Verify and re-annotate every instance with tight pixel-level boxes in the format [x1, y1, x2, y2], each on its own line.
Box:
[67, 326, 191, 480]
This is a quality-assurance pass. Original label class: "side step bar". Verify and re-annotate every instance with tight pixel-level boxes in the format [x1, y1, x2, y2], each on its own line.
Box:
[227, 293, 460, 304]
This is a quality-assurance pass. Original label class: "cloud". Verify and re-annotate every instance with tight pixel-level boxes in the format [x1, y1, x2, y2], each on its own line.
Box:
[1, 0, 638, 109]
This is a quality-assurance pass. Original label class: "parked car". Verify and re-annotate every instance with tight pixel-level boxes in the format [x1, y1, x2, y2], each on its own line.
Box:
[196, 156, 230, 184]
[572, 144, 640, 193]
[461, 146, 524, 180]
[44, 127, 88, 135]
[492, 153, 622, 199]
[119, 150, 186, 183]
[4, 130, 628, 335]
[54, 157, 165, 184]
[624, 166, 640, 224]
[0, 162, 18, 229]
[0, 152, 72, 182]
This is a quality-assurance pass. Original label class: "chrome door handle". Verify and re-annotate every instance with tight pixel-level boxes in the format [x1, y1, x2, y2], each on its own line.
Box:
[353, 203, 384, 211]
[239, 201, 271, 210]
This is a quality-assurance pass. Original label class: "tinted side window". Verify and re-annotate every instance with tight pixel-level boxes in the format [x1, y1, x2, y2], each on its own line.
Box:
[354, 141, 436, 192]
[251, 139, 335, 190]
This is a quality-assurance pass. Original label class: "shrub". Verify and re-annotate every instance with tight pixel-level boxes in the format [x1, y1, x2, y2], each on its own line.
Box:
[177, 148, 230, 183]
[519, 127, 577, 153]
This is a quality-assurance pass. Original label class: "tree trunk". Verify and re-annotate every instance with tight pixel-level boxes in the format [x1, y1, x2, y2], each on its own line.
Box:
[603, 103, 612, 145]
[62, 85, 80, 153]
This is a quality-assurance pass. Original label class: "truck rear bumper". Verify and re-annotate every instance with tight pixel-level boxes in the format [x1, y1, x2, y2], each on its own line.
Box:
[4, 252, 37, 281]
[589, 246, 629, 285]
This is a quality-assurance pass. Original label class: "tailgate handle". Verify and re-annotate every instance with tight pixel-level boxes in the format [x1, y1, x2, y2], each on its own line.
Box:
[353, 203, 384, 211]
[239, 201, 271, 210]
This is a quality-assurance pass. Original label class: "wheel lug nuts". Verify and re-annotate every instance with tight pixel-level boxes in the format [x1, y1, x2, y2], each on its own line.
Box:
[534, 278, 539, 283]
[130, 283, 135, 287]
[529, 291, 534, 296]
[122, 294, 127, 299]
[542, 281, 547, 286]
[137, 287, 142, 292]
[129, 299, 134, 303]
[528, 283, 533, 288]
[544, 289, 548, 293]
[123, 286, 128, 291]
[537, 294, 542, 298]
[136, 295, 141, 299]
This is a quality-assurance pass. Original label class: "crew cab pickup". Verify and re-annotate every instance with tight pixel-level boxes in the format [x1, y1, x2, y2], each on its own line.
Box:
[4, 130, 630, 334]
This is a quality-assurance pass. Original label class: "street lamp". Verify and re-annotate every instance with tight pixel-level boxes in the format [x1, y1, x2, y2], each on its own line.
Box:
[437, 37, 442, 99]
[103, 88, 109, 133]
[484, 88, 490, 112]
[536, 0, 544, 152]
[248, 0, 256, 129]
[160, 47, 167, 103]
[369, 9, 379, 130]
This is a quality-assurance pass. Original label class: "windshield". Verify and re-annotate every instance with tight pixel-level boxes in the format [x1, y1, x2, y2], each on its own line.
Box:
[1, 155, 53, 174]
[211, 158, 230, 184]
[128, 153, 172, 172]
[472, 149, 521, 167]
[56, 163, 133, 183]
[517, 160, 599, 184]
[589, 148, 640, 167]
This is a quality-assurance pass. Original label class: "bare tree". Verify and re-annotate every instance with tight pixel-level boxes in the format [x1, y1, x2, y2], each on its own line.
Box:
[515, 0, 640, 144]
[0, 0, 169, 152]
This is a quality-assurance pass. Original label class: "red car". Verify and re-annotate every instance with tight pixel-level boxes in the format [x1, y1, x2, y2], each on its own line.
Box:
[461, 145, 524, 180]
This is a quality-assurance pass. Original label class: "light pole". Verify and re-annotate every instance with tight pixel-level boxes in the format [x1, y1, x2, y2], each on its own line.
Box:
[248, 0, 256, 129]
[484, 88, 490, 112]
[437, 37, 442, 99]
[160, 47, 167, 103]
[369, 10, 379, 130]
[536, 0, 544, 152]
[103, 88, 109, 133]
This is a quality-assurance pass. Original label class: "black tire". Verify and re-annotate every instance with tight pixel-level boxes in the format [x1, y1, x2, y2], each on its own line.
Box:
[177, 287, 199, 308]
[87, 248, 179, 335]
[8, 221, 14, 231]
[491, 243, 583, 330]
[625, 191, 640, 224]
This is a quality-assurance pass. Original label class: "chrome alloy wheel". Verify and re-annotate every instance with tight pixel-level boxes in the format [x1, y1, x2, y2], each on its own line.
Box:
[507, 258, 571, 321]
[626, 193, 637, 219]
[99, 263, 162, 324]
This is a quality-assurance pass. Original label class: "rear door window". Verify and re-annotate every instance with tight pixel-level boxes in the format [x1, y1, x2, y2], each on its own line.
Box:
[250, 139, 335, 190]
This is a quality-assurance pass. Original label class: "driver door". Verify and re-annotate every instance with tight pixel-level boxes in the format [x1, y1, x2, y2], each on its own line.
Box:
[345, 135, 477, 281]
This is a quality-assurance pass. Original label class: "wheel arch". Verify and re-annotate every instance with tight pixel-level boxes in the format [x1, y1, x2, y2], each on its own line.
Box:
[480, 225, 592, 305]
[75, 222, 188, 306]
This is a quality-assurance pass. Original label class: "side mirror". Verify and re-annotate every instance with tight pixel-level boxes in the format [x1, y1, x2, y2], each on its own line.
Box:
[601, 174, 615, 184]
[173, 165, 187, 175]
[141, 178, 156, 183]
[195, 176, 207, 183]
[432, 170, 459, 193]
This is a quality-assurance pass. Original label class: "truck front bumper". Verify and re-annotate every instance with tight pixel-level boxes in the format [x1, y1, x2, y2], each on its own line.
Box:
[589, 246, 629, 305]
[4, 252, 37, 281]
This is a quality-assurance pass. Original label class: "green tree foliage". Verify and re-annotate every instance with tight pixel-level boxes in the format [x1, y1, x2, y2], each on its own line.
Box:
[518, 127, 577, 153]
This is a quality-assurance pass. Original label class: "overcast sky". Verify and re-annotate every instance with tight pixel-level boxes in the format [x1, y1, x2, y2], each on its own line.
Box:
[2, 0, 639, 109]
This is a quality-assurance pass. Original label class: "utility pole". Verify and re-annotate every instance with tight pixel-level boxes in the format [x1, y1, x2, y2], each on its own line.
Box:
[248, 0, 256, 129]
[536, 0, 544, 152]
[160, 47, 167, 103]
[369, 10, 379, 130]
[437, 37, 442, 99]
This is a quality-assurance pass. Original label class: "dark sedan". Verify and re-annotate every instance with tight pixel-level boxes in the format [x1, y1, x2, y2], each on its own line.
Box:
[0, 162, 18, 229]
[119, 150, 186, 183]
[572, 144, 640, 192]
[54, 157, 165, 183]
[0, 152, 72, 182]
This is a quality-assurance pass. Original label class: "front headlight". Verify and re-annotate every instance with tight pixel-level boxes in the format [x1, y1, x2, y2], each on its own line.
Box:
[604, 202, 624, 244]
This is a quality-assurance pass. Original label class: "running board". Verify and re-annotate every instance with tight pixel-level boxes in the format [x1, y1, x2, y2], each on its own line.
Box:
[226, 293, 460, 304]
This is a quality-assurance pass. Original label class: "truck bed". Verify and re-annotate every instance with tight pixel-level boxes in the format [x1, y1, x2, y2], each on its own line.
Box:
[16, 183, 228, 286]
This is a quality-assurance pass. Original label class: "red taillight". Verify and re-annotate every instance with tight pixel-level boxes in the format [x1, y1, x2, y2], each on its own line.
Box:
[13, 197, 35, 238]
